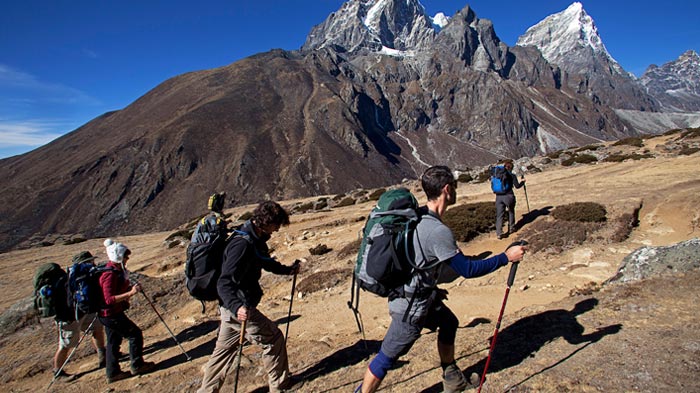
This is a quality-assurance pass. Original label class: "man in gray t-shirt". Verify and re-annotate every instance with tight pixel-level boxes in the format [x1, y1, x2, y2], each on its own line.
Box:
[358, 166, 527, 393]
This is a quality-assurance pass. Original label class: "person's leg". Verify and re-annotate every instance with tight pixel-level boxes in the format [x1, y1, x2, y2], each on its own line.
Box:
[361, 313, 422, 393]
[197, 307, 241, 393]
[99, 316, 124, 378]
[507, 194, 517, 232]
[243, 307, 290, 392]
[89, 316, 107, 367]
[53, 320, 80, 372]
[106, 313, 145, 370]
[495, 196, 506, 237]
[425, 302, 472, 392]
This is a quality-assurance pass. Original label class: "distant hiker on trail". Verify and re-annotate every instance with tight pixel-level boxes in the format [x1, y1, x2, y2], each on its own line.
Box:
[99, 239, 155, 383]
[357, 165, 527, 393]
[52, 251, 107, 380]
[197, 201, 303, 393]
[191, 192, 229, 245]
[492, 159, 525, 239]
[185, 192, 231, 307]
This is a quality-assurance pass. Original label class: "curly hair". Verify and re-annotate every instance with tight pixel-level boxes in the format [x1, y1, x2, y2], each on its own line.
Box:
[252, 201, 290, 227]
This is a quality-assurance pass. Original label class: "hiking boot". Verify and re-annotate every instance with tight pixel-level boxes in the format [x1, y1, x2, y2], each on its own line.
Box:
[107, 370, 131, 383]
[278, 374, 305, 392]
[52, 369, 76, 382]
[130, 361, 156, 375]
[442, 363, 469, 393]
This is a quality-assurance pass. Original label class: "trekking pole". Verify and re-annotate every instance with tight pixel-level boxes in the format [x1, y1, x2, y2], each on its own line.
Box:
[233, 320, 247, 393]
[521, 171, 530, 213]
[478, 240, 528, 393]
[46, 315, 97, 392]
[284, 264, 299, 346]
[140, 289, 192, 361]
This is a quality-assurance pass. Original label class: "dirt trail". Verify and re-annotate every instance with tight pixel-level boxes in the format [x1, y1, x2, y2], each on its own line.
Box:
[1, 133, 699, 392]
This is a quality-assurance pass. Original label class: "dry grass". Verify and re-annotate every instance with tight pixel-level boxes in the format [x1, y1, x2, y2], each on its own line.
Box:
[443, 202, 495, 242]
[552, 202, 607, 222]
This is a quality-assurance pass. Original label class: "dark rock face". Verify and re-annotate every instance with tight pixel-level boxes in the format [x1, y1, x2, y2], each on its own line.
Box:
[641, 50, 700, 112]
[0, 0, 691, 251]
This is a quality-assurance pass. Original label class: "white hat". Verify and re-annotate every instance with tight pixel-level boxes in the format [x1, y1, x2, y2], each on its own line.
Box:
[104, 238, 130, 263]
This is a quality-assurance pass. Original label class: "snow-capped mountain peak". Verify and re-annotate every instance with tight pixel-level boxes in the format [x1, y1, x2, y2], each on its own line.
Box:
[516, 2, 619, 72]
[431, 12, 450, 30]
[302, 0, 438, 54]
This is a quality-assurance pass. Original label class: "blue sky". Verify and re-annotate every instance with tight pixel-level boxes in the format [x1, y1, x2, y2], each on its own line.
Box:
[1, 0, 698, 159]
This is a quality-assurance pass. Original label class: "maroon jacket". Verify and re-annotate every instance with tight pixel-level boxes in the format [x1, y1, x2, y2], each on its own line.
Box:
[99, 261, 132, 317]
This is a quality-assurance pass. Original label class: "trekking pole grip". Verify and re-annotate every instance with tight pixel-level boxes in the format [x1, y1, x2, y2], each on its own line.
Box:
[505, 240, 527, 287]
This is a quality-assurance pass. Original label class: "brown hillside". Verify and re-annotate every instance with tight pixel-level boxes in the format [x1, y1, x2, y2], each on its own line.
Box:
[0, 132, 699, 392]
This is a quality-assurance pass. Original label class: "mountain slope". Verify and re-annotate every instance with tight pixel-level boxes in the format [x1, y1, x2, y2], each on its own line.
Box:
[516, 2, 658, 111]
[641, 50, 700, 112]
[1, 132, 699, 392]
[0, 0, 686, 251]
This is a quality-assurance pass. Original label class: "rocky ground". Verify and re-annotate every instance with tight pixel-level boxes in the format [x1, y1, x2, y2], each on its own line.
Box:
[1, 131, 699, 392]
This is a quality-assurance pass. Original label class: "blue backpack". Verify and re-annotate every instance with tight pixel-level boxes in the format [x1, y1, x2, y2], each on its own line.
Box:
[67, 262, 114, 319]
[490, 165, 512, 194]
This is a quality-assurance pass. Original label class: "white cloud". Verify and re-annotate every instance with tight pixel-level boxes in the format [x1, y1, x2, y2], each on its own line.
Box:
[0, 120, 65, 147]
[0, 63, 101, 106]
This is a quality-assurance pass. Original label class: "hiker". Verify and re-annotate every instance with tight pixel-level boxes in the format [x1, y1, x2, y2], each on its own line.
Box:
[494, 159, 525, 239]
[185, 192, 231, 306]
[197, 201, 302, 393]
[191, 192, 229, 245]
[52, 251, 107, 380]
[99, 239, 155, 383]
[358, 165, 527, 393]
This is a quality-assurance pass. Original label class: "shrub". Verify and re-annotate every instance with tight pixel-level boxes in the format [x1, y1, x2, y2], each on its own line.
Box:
[294, 201, 315, 214]
[552, 202, 606, 222]
[334, 196, 356, 208]
[679, 127, 700, 139]
[561, 154, 598, 166]
[613, 137, 643, 147]
[602, 153, 654, 163]
[337, 238, 362, 259]
[457, 173, 473, 183]
[518, 219, 601, 254]
[547, 150, 563, 159]
[475, 168, 491, 183]
[575, 144, 602, 152]
[367, 188, 386, 201]
[63, 237, 87, 245]
[309, 244, 332, 256]
[443, 202, 495, 242]
[296, 268, 349, 294]
[678, 146, 700, 156]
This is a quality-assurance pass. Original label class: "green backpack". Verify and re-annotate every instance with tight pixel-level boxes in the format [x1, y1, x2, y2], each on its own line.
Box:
[33, 263, 69, 319]
[353, 188, 422, 297]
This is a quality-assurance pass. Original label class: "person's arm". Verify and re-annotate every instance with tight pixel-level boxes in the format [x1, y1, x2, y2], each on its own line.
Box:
[259, 254, 295, 275]
[100, 272, 137, 306]
[446, 252, 509, 278]
[217, 239, 249, 314]
[512, 172, 525, 189]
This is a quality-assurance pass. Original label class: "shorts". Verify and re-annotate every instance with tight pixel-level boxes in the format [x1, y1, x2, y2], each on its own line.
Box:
[57, 313, 103, 349]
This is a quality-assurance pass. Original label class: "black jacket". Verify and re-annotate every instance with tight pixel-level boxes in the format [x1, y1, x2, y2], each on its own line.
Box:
[217, 220, 292, 314]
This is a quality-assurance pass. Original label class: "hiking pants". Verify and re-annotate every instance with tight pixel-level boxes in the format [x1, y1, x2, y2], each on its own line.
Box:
[99, 312, 144, 377]
[197, 306, 290, 393]
[495, 193, 516, 237]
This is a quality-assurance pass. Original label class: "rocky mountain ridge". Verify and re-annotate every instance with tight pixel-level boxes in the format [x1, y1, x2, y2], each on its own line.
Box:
[641, 50, 700, 112]
[0, 0, 697, 253]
